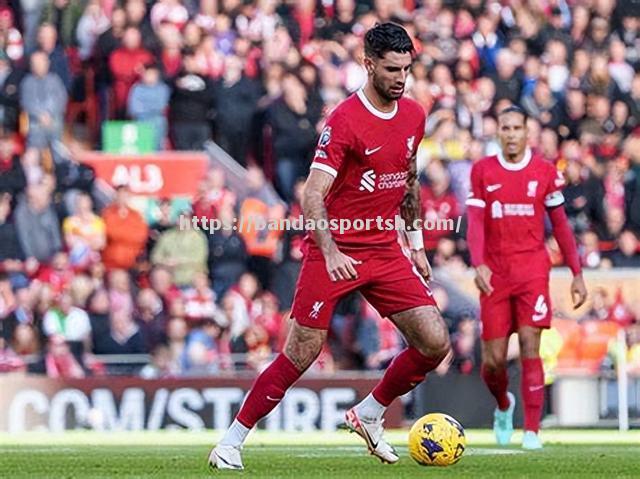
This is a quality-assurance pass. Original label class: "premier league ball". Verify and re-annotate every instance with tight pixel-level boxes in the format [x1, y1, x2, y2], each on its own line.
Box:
[408, 413, 466, 467]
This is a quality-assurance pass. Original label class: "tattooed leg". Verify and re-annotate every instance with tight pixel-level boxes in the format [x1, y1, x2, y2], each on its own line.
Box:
[284, 321, 328, 371]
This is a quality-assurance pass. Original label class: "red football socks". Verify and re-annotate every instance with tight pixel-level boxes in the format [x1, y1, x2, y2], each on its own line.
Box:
[481, 364, 511, 411]
[521, 357, 544, 433]
[236, 354, 302, 428]
[372, 347, 442, 407]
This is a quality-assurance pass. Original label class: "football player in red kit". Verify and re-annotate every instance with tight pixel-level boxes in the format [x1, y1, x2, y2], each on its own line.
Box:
[466, 106, 588, 450]
[209, 23, 450, 470]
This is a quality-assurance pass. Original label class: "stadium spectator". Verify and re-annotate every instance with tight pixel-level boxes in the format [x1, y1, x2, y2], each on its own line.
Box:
[93, 7, 126, 122]
[0, 134, 25, 197]
[268, 72, 319, 200]
[0, 51, 23, 134]
[0, 193, 25, 275]
[42, 290, 91, 345]
[239, 167, 285, 288]
[420, 162, 459, 254]
[52, 143, 97, 213]
[147, 197, 174, 253]
[149, 265, 181, 310]
[157, 23, 183, 81]
[609, 230, 640, 267]
[62, 192, 105, 269]
[135, 288, 167, 352]
[108, 268, 134, 316]
[625, 136, 640, 234]
[36, 23, 71, 91]
[169, 47, 215, 150]
[183, 271, 220, 323]
[271, 178, 304, 309]
[101, 185, 148, 270]
[19, 50, 68, 148]
[127, 62, 171, 150]
[122, 1, 155, 50]
[14, 182, 62, 263]
[192, 168, 236, 220]
[93, 309, 145, 364]
[34, 251, 73, 295]
[75, 0, 111, 61]
[150, 213, 208, 287]
[207, 205, 247, 299]
[109, 26, 153, 118]
[222, 271, 259, 342]
[87, 287, 110, 349]
[44, 334, 85, 378]
[166, 315, 187, 369]
[213, 55, 262, 166]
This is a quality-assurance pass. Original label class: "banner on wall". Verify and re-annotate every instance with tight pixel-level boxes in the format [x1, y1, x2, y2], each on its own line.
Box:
[79, 152, 209, 198]
[0, 376, 401, 433]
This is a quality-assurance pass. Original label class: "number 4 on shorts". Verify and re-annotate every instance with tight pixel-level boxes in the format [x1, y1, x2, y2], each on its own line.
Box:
[532, 295, 547, 322]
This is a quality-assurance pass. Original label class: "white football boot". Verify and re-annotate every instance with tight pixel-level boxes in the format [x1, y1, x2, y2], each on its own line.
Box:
[344, 407, 400, 464]
[208, 444, 244, 471]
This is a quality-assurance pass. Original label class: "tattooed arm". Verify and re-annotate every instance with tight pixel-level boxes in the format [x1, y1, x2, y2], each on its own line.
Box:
[302, 169, 361, 281]
[402, 152, 432, 281]
[401, 152, 422, 231]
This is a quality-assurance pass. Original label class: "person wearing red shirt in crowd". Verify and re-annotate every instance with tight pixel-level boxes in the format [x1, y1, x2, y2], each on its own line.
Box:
[109, 26, 153, 118]
[34, 251, 74, 295]
[253, 291, 282, 349]
[101, 185, 149, 270]
[192, 168, 236, 220]
[466, 106, 588, 450]
[183, 271, 219, 323]
[420, 163, 459, 252]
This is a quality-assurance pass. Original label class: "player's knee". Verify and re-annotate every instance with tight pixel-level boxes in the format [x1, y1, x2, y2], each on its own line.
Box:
[482, 354, 507, 372]
[519, 340, 540, 359]
[518, 330, 541, 358]
[416, 318, 450, 360]
[284, 321, 327, 371]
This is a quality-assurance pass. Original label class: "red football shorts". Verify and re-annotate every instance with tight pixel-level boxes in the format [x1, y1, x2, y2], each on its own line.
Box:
[292, 246, 437, 329]
[480, 275, 552, 340]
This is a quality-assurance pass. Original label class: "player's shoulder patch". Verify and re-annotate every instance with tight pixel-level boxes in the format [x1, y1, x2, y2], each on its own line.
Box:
[318, 125, 332, 147]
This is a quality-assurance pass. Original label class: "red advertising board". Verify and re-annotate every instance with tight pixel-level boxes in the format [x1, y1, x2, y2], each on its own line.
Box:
[79, 152, 210, 198]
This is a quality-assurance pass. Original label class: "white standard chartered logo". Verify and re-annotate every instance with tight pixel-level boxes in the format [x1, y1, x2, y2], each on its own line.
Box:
[359, 169, 407, 193]
[491, 201, 535, 219]
[359, 169, 376, 192]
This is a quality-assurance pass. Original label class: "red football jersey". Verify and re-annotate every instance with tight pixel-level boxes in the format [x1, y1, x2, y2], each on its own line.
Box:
[306, 90, 426, 254]
[466, 149, 565, 280]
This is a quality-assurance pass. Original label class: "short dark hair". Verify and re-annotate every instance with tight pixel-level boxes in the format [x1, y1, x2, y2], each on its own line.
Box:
[498, 105, 528, 122]
[364, 22, 414, 59]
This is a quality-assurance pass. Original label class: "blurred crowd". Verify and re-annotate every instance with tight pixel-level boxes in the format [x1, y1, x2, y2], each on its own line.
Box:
[1, 0, 640, 378]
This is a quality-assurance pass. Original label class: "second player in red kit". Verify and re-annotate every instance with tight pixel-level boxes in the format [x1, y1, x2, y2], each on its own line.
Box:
[210, 23, 450, 470]
[466, 106, 588, 451]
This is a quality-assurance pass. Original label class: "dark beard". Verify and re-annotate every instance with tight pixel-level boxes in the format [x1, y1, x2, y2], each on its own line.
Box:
[372, 75, 399, 102]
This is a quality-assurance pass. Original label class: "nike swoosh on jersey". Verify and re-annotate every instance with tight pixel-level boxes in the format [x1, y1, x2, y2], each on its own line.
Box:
[266, 396, 282, 402]
[486, 184, 502, 192]
[529, 385, 544, 392]
[365, 146, 382, 155]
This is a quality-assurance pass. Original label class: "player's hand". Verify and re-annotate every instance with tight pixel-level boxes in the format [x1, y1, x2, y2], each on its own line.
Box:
[571, 274, 588, 309]
[410, 249, 432, 282]
[325, 245, 361, 281]
[474, 264, 494, 295]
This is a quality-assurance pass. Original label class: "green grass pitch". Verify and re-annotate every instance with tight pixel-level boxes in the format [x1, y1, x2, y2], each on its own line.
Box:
[1, 430, 639, 478]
